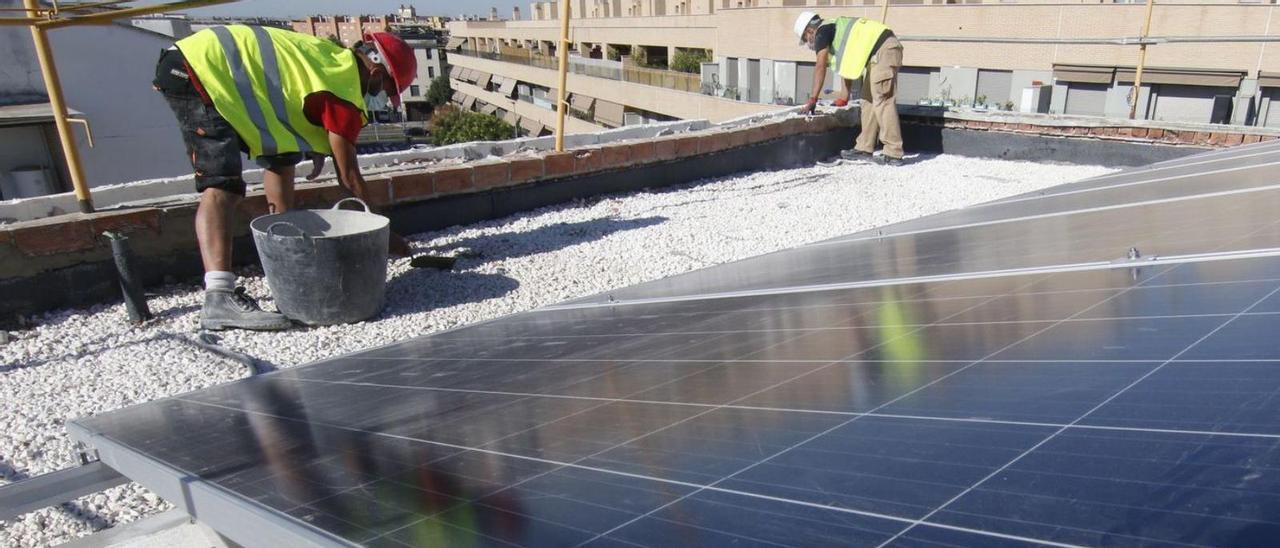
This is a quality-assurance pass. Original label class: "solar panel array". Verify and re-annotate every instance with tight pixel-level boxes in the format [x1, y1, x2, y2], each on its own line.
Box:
[71, 142, 1280, 547]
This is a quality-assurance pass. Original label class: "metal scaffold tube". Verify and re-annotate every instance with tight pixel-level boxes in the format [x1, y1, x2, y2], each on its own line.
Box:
[1130, 0, 1157, 120]
[555, 0, 571, 152]
[23, 0, 93, 212]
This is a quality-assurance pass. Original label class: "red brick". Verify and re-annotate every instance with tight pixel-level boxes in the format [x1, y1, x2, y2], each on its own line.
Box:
[573, 148, 603, 173]
[543, 152, 574, 178]
[390, 171, 434, 201]
[673, 136, 699, 158]
[432, 165, 474, 194]
[471, 160, 511, 189]
[292, 184, 326, 208]
[237, 193, 272, 218]
[1117, 127, 1134, 137]
[1017, 123, 1037, 132]
[628, 141, 656, 164]
[1244, 134, 1263, 144]
[971, 121, 992, 130]
[699, 132, 732, 154]
[727, 128, 751, 149]
[776, 117, 807, 137]
[91, 208, 161, 235]
[507, 157, 544, 184]
[11, 216, 97, 256]
[361, 176, 392, 206]
[744, 125, 770, 144]
[1148, 128, 1164, 140]
[1131, 127, 1149, 139]
[653, 137, 678, 161]
[1223, 133, 1245, 146]
[808, 115, 841, 133]
[0, 229, 12, 246]
[598, 144, 630, 168]
[759, 121, 787, 141]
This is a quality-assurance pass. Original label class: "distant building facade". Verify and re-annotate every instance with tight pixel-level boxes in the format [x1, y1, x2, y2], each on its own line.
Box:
[441, 0, 1280, 131]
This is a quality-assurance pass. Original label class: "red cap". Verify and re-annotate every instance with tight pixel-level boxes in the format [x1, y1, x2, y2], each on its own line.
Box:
[364, 32, 417, 107]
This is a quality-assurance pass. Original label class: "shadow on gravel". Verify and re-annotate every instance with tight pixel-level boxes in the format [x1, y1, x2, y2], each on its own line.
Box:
[424, 216, 667, 265]
[0, 332, 280, 376]
[381, 271, 521, 319]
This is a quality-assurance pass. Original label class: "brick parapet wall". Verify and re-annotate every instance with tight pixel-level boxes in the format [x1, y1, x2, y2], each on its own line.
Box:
[0, 109, 1272, 287]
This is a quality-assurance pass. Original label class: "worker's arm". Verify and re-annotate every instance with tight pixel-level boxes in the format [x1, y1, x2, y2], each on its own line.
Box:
[328, 132, 368, 200]
[327, 132, 413, 258]
[805, 49, 829, 114]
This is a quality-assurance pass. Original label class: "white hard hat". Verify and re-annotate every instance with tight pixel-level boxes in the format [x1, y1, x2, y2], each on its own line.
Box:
[794, 11, 818, 41]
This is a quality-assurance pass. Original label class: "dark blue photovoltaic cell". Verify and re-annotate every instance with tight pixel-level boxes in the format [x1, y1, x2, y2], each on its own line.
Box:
[1080, 361, 1280, 434]
[714, 417, 1054, 519]
[877, 361, 1160, 422]
[928, 429, 1280, 547]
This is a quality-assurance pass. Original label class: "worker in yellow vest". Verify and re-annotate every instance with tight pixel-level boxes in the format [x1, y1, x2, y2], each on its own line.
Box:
[153, 26, 417, 331]
[796, 11, 905, 166]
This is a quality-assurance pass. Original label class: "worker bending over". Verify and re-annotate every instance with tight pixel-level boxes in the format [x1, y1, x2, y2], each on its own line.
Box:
[153, 26, 417, 330]
[796, 11, 905, 166]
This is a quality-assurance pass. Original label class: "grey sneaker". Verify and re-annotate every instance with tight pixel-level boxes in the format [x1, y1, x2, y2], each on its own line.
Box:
[200, 287, 293, 331]
[840, 149, 873, 162]
[874, 155, 904, 167]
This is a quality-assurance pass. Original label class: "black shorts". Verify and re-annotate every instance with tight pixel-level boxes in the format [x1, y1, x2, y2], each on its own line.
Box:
[154, 49, 302, 196]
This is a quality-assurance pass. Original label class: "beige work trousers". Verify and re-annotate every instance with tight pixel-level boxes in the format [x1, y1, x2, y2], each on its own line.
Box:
[854, 36, 904, 159]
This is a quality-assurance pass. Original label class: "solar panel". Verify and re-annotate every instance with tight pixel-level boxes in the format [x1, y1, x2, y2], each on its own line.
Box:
[70, 145, 1280, 547]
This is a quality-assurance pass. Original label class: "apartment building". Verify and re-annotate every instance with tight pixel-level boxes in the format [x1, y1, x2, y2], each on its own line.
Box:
[445, 0, 1280, 134]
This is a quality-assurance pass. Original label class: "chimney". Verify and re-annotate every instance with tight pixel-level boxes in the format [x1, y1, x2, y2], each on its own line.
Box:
[490, 7, 498, 20]
[513, 6, 522, 20]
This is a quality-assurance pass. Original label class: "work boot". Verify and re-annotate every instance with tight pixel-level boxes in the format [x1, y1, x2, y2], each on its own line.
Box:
[840, 149, 873, 162]
[874, 155, 904, 167]
[200, 287, 293, 331]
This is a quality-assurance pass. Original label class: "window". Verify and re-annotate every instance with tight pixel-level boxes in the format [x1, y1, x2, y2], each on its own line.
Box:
[428, 67, 435, 79]
[425, 48, 433, 60]
[409, 85, 420, 97]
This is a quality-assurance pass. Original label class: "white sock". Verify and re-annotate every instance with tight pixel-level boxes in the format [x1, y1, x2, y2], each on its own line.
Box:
[204, 271, 236, 292]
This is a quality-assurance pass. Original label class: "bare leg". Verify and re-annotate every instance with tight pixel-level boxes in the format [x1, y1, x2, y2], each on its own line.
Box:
[262, 165, 296, 214]
[195, 188, 239, 272]
[842, 78, 854, 101]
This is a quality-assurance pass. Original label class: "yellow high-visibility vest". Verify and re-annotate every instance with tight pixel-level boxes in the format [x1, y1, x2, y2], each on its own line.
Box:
[177, 25, 367, 158]
[828, 17, 892, 80]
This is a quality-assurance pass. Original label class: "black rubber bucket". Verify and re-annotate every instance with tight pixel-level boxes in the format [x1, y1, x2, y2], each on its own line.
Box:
[250, 198, 389, 325]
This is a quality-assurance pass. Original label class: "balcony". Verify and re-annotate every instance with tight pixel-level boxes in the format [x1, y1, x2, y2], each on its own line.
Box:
[454, 48, 704, 94]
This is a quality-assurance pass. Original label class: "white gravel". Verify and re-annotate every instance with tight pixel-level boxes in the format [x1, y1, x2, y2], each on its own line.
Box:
[0, 154, 1114, 547]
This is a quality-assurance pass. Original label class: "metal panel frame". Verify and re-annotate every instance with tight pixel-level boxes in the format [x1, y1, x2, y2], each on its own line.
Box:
[66, 421, 352, 548]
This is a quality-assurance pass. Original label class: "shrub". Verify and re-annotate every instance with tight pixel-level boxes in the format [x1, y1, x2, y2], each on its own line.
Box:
[430, 106, 515, 145]
[671, 49, 710, 74]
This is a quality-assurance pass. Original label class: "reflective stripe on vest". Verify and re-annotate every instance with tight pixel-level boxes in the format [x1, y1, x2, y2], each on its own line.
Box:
[177, 26, 366, 158]
[827, 17, 891, 80]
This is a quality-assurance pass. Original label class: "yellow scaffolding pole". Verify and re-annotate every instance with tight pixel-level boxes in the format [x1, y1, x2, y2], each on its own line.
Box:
[1, 0, 238, 213]
[554, 0, 572, 152]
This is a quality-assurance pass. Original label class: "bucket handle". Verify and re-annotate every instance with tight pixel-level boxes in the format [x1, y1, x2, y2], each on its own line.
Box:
[333, 197, 372, 213]
[266, 221, 309, 239]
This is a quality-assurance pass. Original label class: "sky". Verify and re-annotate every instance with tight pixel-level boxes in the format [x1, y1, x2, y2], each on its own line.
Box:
[187, 1, 527, 19]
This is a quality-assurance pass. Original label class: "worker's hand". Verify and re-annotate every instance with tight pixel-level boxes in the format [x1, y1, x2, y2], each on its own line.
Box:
[388, 231, 412, 258]
[305, 155, 326, 181]
[802, 97, 818, 115]
[832, 98, 849, 108]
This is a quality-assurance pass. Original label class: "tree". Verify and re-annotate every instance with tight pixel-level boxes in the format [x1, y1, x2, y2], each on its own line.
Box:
[430, 106, 515, 145]
[671, 49, 711, 74]
[425, 75, 453, 108]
